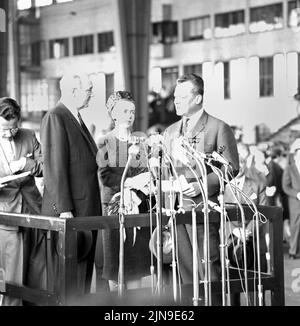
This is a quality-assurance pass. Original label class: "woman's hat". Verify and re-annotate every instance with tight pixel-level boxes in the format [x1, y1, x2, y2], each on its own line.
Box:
[106, 91, 134, 115]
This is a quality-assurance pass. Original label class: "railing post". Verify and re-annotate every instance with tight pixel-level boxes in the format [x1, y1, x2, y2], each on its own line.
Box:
[270, 207, 285, 306]
[57, 219, 78, 306]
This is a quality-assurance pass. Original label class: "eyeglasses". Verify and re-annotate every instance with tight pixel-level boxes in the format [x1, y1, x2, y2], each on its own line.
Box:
[0, 127, 19, 136]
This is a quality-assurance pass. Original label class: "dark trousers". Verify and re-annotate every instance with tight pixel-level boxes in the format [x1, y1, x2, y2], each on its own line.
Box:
[176, 222, 222, 305]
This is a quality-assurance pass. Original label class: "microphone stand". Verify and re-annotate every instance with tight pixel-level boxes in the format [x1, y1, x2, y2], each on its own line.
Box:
[224, 172, 249, 306]
[118, 155, 132, 297]
[168, 176, 178, 302]
[181, 143, 211, 306]
[231, 184, 264, 306]
[142, 142, 156, 295]
[164, 151, 185, 302]
[156, 147, 164, 297]
[207, 162, 230, 305]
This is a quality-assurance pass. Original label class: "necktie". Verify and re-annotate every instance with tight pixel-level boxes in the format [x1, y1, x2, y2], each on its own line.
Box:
[77, 111, 96, 147]
[182, 118, 190, 136]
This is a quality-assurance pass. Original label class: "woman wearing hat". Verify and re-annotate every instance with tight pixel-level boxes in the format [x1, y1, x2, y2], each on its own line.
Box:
[282, 138, 300, 259]
[95, 91, 152, 291]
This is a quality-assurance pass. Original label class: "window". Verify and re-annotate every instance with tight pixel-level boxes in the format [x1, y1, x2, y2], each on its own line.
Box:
[161, 66, 178, 94]
[17, 0, 73, 9]
[224, 61, 230, 99]
[73, 35, 94, 55]
[183, 16, 211, 41]
[250, 3, 283, 33]
[20, 74, 49, 112]
[98, 31, 114, 53]
[152, 21, 178, 44]
[31, 41, 41, 66]
[49, 38, 69, 59]
[259, 57, 273, 97]
[215, 10, 245, 38]
[35, 0, 52, 7]
[17, 0, 32, 10]
[183, 64, 202, 76]
[288, 1, 300, 28]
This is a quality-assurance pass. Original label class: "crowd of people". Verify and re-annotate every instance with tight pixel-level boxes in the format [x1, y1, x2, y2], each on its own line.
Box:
[0, 72, 299, 306]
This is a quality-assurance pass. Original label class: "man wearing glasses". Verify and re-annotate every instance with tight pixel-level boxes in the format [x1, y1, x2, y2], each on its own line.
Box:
[0, 97, 43, 306]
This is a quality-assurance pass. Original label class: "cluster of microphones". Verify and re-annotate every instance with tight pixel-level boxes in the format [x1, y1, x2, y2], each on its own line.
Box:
[128, 134, 231, 168]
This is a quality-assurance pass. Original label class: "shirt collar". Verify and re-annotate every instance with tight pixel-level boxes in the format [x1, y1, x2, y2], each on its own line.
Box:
[183, 108, 204, 132]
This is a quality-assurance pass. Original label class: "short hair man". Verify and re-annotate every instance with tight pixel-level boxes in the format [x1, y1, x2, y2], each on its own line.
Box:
[40, 73, 101, 295]
[0, 97, 43, 306]
[163, 73, 239, 304]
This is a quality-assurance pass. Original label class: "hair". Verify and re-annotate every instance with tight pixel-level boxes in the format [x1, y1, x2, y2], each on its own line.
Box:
[176, 73, 204, 96]
[106, 91, 135, 115]
[59, 73, 91, 94]
[0, 97, 21, 121]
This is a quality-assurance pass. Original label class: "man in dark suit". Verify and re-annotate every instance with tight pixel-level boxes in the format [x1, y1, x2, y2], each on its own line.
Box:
[40, 73, 101, 294]
[0, 97, 43, 305]
[163, 73, 239, 304]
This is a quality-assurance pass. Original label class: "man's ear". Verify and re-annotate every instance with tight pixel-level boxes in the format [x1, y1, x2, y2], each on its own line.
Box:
[195, 94, 202, 105]
[71, 88, 77, 97]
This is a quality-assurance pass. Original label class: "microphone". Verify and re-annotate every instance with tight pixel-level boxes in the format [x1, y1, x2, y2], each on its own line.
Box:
[147, 134, 164, 148]
[211, 151, 230, 166]
[128, 143, 140, 157]
[207, 200, 222, 213]
[180, 137, 210, 161]
[149, 156, 160, 179]
[129, 135, 146, 145]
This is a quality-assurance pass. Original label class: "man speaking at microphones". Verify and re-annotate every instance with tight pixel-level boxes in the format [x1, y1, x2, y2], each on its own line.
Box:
[162, 73, 239, 304]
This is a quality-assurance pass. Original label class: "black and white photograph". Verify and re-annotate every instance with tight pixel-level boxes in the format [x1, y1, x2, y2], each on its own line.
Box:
[0, 0, 300, 309]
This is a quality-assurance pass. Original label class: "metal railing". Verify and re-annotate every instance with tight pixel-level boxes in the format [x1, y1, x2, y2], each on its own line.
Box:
[0, 204, 285, 306]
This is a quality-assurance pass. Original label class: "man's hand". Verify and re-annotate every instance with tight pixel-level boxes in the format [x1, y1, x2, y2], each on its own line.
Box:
[59, 211, 74, 219]
[9, 157, 26, 174]
[182, 182, 201, 198]
[266, 186, 276, 197]
[233, 227, 252, 241]
[0, 183, 7, 190]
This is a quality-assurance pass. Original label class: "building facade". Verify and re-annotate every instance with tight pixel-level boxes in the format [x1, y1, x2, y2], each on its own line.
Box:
[16, 0, 300, 142]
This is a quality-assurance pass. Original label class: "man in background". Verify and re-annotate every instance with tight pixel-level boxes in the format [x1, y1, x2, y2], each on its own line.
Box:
[0, 97, 42, 305]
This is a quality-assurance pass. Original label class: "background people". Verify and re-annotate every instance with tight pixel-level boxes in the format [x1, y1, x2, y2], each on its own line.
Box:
[224, 142, 269, 305]
[0, 97, 43, 306]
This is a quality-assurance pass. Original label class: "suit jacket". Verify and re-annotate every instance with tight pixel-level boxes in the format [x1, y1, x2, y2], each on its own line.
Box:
[96, 130, 148, 205]
[282, 163, 300, 217]
[41, 102, 101, 218]
[0, 128, 43, 230]
[163, 110, 239, 211]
